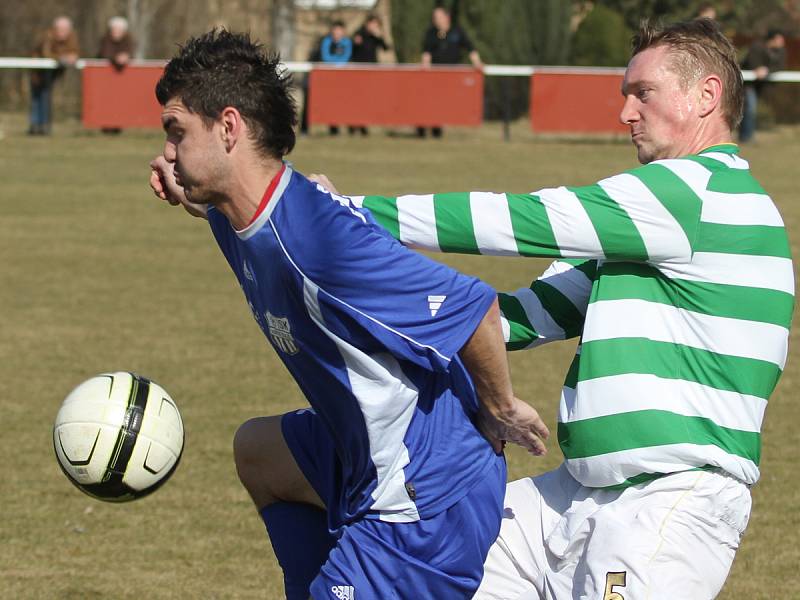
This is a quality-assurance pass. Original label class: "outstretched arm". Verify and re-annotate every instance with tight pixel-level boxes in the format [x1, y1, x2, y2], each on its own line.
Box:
[351, 161, 703, 264]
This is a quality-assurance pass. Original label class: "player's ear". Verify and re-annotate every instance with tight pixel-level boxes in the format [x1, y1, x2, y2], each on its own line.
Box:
[220, 106, 243, 152]
[698, 74, 723, 119]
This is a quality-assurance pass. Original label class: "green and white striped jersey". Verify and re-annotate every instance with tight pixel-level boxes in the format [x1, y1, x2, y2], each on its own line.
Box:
[351, 144, 794, 488]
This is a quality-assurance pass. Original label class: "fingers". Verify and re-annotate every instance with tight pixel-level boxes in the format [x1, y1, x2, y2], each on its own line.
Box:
[308, 173, 340, 194]
[149, 168, 167, 200]
[476, 416, 504, 454]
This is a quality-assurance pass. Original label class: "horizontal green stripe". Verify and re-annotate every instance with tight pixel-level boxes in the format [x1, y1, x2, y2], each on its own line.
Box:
[594, 262, 794, 328]
[695, 222, 790, 258]
[432, 193, 480, 253]
[706, 169, 767, 195]
[532, 280, 585, 339]
[558, 409, 761, 463]
[569, 184, 649, 260]
[686, 154, 766, 194]
[362, 196, 400, 241]
[498, 293, 538, 348]
[578, 338, 782, 399]
[507, 194, 561, 257]
[629, 163, 702, 246]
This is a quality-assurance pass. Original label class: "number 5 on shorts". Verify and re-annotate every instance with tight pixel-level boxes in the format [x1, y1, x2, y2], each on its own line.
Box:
[604, 572, 627, 600]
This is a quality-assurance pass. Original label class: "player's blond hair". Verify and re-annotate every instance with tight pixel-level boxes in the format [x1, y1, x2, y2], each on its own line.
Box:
[632, 19, 743, 130]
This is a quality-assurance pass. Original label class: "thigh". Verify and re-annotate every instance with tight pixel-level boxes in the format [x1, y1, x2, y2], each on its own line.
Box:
[476, 465, 580, 600]
[234, 411, 323, 508]
[546, 471, 749, 600]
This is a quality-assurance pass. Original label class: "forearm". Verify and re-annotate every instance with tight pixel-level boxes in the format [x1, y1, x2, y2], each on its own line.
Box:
[469, 50, 483, 69]
[459, 299, 514, 415]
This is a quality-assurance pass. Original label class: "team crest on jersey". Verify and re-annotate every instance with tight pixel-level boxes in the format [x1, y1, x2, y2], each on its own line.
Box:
[265, 312, 299, 355]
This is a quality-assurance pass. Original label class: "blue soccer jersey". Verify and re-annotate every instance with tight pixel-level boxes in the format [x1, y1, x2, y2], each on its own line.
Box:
[208, 166, 503, 529]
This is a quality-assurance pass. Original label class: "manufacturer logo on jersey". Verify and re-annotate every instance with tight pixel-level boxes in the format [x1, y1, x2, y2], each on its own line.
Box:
[428, 295, 447, 316]
[243, 260, 256, 282]
[331, 585, 355, 599]
[265, 312, 299, 355]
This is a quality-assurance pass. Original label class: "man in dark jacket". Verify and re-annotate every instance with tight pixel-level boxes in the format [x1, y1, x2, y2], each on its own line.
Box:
[418, 7, 482, 138]
[739, 29, 786, 143]
[352, 14, 389, 63]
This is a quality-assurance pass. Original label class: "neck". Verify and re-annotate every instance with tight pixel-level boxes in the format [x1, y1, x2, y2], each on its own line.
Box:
[680, 119, 733, 157]
[215, 157, 284, 230]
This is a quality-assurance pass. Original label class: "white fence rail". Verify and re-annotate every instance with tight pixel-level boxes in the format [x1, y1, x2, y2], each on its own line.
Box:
[2, 57, 800, 82]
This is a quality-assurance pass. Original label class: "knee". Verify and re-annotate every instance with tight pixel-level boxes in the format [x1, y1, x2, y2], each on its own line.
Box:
[233, 416, 277, 491]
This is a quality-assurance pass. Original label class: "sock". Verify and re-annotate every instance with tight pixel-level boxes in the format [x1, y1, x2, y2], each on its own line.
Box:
[260, 502, 337, 600]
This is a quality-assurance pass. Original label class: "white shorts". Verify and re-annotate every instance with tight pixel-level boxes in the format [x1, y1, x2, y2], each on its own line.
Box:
[476, 464, 751, 600]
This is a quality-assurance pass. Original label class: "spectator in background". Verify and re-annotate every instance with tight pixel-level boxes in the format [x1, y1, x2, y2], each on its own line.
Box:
[740, 29, 786, 143]
[321, 20, 352, 64]
[98, 16, 135, 71]
[320, 20, 352, 136]
[418, 6, 482, 138]
[352, 14, 389, 63]
[29, 15, 80, 136]
[97, 16, 136, 135]
[350, 14, 390, 136]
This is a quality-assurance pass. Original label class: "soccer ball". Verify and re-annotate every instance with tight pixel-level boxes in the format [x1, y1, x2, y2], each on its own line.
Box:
[53, 372, 184, 502]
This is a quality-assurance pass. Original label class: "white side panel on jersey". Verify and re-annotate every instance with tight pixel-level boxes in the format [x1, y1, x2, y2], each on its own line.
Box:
[303, 279, 421, 523]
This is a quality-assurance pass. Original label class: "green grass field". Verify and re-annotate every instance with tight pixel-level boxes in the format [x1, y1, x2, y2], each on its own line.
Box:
[1, 116, 798, 599]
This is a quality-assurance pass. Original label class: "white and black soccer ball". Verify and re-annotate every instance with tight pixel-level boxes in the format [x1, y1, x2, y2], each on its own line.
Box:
[53, 372, 184, 502]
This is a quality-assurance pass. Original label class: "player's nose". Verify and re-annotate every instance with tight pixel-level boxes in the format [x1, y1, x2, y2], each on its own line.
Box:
[163, 141, 177, 163]
[619, 96, 638, 125]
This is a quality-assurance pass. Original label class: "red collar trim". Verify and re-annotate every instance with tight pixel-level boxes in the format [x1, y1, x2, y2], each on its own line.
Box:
[245, 164, 286, 227]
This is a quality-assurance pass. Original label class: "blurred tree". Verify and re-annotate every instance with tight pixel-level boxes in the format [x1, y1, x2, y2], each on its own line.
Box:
[271, 0, 296, 60]
[390, 0, 437, 63]
[571, 3, 631, 66]
[390, 0, 574, 119]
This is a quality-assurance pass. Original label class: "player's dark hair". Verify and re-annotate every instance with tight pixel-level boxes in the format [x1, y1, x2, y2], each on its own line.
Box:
[155, 29, 296, 159]
[632, 19, 743, 130]
[331, 20, 346, 29]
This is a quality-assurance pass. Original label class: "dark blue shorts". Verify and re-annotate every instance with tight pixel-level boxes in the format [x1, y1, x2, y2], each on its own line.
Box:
[282, 409, 505, 600]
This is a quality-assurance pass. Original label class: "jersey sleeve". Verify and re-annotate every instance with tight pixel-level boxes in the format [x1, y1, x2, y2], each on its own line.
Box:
[499, 259, 595, 351]
[287, 193, 497, 373]
[352, 161, 702, 265]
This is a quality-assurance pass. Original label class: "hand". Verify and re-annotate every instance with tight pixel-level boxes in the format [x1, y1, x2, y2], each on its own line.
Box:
[308, 173, 340, 195]
[477, 396, 549, 456]
[754, 66, 769, 80]
[149, 155, 208, 218]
